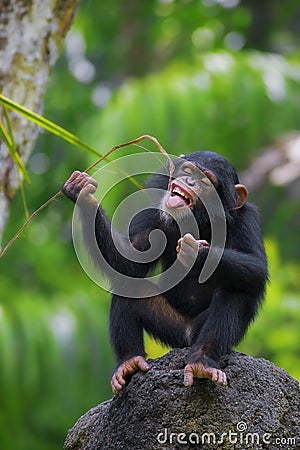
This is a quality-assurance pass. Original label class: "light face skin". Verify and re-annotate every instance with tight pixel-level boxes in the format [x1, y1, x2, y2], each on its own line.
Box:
[160, 161, 218, 223]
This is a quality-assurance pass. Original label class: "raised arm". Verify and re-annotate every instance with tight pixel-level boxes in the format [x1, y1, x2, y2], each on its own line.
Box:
[62, 171, 155, 279]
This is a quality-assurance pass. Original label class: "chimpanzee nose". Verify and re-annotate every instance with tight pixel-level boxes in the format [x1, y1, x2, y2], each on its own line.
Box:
[186, 176, 196, 187]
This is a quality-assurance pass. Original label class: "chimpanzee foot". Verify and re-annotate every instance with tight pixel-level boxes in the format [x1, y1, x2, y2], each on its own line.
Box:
[111, 356, 150, 394]
[183, 363, 227, 387]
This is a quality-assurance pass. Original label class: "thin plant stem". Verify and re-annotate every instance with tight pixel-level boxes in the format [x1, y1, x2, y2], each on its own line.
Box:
[0, 135, 173, 257]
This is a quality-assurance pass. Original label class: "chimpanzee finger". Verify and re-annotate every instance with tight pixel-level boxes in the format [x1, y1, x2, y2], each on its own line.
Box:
[111, 377, 123, 394]
[80, 184, 97, 197]
[178, 234, 196, 243]
[115, 372, 126, 385]
[111, 368, 127, 392]
[66, 170, 81, 183]
[136, 358, 150, 372]
[218, 371, 227, 386]
[180, 233, 195, 245]
[181, 234, 200, 251]
[64, 172, 86, 192]
[176, 251, 190, 267]
[211, 369, 227, 386]
[183, 364, 194, 387]
[73, 172, 91, 187]
[73, 175, 98, 199]
[62, 171, 81, 194]
[83, 176, 98, 189]
[211, 369, 219, 383]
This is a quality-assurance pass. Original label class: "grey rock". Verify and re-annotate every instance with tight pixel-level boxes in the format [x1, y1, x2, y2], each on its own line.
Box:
[64, 349, 300, 450]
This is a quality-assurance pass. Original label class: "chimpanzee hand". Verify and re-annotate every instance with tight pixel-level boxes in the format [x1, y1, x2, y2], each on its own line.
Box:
[183, 362, 227, 387]
[111, 356, 150, 394]
[62, 171, 99, 206]
[176, 233, 209, 267]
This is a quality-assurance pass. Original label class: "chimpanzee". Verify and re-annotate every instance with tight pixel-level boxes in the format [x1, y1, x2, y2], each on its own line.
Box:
[63, 151, 268, 393]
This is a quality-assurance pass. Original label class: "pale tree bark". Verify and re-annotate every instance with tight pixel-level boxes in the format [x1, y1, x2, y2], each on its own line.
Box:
[0, 0, 79, 247]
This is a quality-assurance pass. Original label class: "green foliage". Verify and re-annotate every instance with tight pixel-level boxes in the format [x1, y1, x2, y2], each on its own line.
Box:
[86, 51, 300, 170]
[73, 0, 300, 79]
[0, 93, 101, 160]
[1, 194, 114, 448]
[0, 270, 113, 449]
[238, 240, 300, 381]
[0, 106, 30, 184]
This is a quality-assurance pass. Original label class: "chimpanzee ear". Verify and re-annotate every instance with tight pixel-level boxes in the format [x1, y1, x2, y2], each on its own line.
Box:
[234, 184, 248, 209]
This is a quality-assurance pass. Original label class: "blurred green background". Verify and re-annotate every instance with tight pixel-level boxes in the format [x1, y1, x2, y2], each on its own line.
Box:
[1, 0, 300, 448]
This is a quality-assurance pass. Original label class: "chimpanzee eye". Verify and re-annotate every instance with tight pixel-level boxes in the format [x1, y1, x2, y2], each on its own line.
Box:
[181, 162, 195, 175]
[183, 167, 193, 175]
[201, 177, 211, 186]
[203, 169, 218, 187]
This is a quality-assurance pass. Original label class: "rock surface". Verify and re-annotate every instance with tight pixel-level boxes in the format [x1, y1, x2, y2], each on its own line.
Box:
[64, 349, 300, 449]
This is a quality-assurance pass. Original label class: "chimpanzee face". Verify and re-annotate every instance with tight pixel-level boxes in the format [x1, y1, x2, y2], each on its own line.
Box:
[160, 160, 217, 221]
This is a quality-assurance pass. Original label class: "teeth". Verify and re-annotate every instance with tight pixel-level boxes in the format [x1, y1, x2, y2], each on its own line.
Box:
[172, 186, 189, 201]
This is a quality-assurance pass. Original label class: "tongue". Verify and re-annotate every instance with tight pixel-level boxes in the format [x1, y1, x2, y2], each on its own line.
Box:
[166, 194, 187, 208]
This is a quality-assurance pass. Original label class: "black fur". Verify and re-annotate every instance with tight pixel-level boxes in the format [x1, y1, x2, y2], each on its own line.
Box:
[67, 151, 268, 370]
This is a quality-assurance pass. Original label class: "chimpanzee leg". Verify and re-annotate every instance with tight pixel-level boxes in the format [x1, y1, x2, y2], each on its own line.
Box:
[110, 294, 192, 393]
[188, 289, 257, 367]
[110, 294, 190, 364]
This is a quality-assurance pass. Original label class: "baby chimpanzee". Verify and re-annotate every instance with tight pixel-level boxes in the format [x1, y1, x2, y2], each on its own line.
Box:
[63, 151, 268, 393]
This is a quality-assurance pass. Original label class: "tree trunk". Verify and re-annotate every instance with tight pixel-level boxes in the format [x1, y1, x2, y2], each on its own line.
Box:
[0, 0, 79, 247]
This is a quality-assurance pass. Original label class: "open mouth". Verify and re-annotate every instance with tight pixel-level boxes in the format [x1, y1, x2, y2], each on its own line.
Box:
[166, 182, 194, 209]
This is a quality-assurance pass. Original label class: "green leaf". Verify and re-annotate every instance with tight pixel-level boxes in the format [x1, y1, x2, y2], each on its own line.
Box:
[0, 93, 101, 158]
[0, 116, 31, 184]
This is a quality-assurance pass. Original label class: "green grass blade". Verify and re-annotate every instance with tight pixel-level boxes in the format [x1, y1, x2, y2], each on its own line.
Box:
[19, 178, 30, 219]
[0, 118, 13, 147]
[0, 94, 146, 193]
[0, 93, 101, 158]
[0, 119, 31, 184]
[3, 106, 15, 147]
